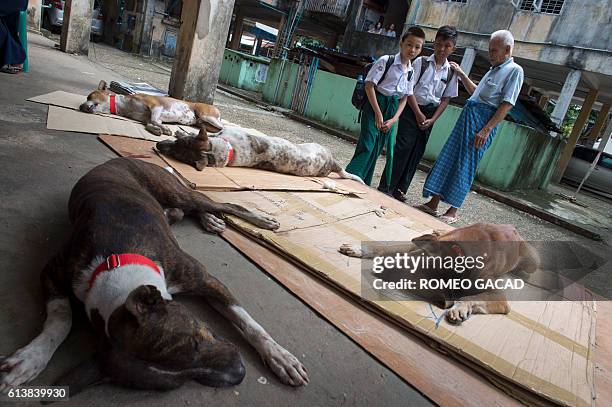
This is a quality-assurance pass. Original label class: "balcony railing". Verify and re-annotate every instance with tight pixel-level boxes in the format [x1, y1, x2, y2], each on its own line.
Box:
[305, 0, 351, 19]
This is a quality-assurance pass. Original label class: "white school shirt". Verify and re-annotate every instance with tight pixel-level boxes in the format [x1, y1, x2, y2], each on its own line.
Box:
[469, 57, 524, 107]
[411, 54, 459, 106]
[365, 53, 413, 98]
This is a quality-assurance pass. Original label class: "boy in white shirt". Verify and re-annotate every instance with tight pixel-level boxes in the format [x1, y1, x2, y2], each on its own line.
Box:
[346, 27, 426, 186]
[381, 25, 459, 199]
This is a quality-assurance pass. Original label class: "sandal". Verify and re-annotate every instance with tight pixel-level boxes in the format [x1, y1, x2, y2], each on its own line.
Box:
[413, 204, 439, 217]
[439, 215, 458, 225]
[1, 65, 21, 74]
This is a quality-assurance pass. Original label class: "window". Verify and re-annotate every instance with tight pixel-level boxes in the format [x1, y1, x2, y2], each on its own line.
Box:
[518, 0, 564, 14]
[449, 0, 468, 3]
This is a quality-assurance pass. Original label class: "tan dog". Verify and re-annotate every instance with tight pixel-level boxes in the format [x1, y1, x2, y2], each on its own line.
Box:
[339, 223, 540, 325]
[80, 81, 223, 136]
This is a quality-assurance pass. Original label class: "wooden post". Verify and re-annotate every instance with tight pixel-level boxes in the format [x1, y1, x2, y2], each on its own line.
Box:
[552, 88, 599, 182]
[587, 103, 611, 144]
[229, 8, 244, 50]
[168, 0, 236, 104]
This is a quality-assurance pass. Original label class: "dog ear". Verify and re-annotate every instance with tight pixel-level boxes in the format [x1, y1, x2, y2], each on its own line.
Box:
[412, 230, 443, 242]
[125, 285, 164, 322]
[98, 80, 107, 91]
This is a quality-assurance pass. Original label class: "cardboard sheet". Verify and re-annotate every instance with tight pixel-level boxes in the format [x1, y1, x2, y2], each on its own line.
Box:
[206, 190, 597, 407]
[47, 106, 175, 141]
[28, 90, 87, 110]
[222, 228, 524, 407]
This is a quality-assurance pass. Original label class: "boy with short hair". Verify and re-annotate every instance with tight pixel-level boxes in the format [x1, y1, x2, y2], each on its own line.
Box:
[346, 27, 426, 186]
[379, 25, 459, 200]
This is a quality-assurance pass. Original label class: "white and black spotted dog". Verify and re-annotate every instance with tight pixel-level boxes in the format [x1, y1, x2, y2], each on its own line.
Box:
[156, 127, 364, 183]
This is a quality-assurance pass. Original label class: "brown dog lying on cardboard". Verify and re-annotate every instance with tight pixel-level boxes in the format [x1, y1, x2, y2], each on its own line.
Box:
[339, 223, 540, 325]
[79, 80, 223, 137]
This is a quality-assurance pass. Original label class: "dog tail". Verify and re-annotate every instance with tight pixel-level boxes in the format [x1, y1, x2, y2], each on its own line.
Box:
[333, 162, 364, 184]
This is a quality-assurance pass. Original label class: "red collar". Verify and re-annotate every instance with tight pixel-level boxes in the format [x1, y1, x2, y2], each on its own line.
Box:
[89, 254, 161, 291]
[109, 94, 117, 115]
[219, 137, 234, 165]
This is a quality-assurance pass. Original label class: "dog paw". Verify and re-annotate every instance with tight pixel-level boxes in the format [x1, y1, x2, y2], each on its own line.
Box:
[339, 244, 363, 258]
[0, 347, 48, 393]
[145, 123, 162, 136]
[251, 215, 280, 231]
[446, 301, 472, 325]
[262, 343, 308, 387]
[164, 208, 184, 225]
[199, 213, 226, 233]
[161, 125, 173, 136]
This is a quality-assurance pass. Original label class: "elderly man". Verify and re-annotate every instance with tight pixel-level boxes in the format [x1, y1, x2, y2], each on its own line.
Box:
[414, 30, 524, 224]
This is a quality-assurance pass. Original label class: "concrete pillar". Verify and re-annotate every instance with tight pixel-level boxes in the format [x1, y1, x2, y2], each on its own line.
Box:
[552, 87, 599, 182]
[272, 13, 287, 58]
[460, 47, 476, 76]
[60, 0, 93, 55]
[587, 103, 611, 143]
[139, 0, 156, 55]
[168, 0, 236, 104]
[27, 0, 42, 31]
[341, 0, 364, 53]
[550, 69, 581, 126]
[229, 9, 244, 50]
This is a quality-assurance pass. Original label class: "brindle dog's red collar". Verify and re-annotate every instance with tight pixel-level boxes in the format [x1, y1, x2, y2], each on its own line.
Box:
[109, 94, 117, 115]
[89, 254, 161, 291]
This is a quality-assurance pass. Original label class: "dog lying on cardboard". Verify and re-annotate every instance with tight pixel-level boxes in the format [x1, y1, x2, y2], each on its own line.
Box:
[79, 81, 223, 137]
[339, 223, 540, 324]
[156, 127, 365, 183]
[0, 158, 308, 395]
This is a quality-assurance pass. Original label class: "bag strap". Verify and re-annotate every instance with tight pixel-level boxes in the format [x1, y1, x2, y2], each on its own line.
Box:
[415, 56, 427, 85]
[379, 54, 395, 84]
[442, 68, 455, 97]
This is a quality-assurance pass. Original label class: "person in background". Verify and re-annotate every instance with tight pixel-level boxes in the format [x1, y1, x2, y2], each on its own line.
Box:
[368, 22, 384, 35]
[0, 0, 27, 74]
[345, 27, 426, 186]
[415, 30, 524, 224]
[381, 25, 459, 200]
[385, 24, 397, 38]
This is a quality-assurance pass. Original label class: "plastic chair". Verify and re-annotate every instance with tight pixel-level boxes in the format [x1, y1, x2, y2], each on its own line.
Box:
[18, 10, 28, 73]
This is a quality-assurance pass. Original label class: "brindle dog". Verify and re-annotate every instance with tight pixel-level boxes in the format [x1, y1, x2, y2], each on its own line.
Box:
[156, 127, 365, 183]
[0, 158, 308, 396]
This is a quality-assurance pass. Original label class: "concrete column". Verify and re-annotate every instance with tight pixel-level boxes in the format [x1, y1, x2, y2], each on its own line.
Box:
[272, 13, 287, 58]
[139, 0, 156, 55]
[550, 69, 581, 126]
[552, 87, 599, 182]
[60, 0, 93, 55]
[168, 0, 236, 104]
[27, 0, 42, 31]
[460, 47, 476, 76]
[341, 0, 364, 53]
[587, 103, 611, 143]
[229, 9, 244, 50]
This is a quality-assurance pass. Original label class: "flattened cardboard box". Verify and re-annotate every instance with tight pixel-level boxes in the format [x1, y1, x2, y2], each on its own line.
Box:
[206, 190, 596, 407]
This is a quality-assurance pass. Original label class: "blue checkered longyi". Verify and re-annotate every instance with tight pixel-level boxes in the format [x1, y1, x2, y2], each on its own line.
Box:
[423, 100, 498, 208]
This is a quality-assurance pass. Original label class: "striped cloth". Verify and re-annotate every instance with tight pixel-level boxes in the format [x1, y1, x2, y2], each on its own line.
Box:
[423, 99, 498, 208]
